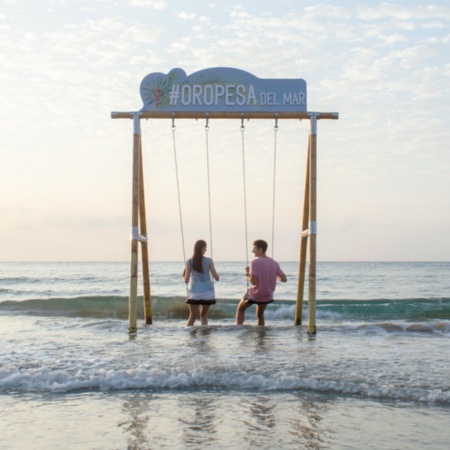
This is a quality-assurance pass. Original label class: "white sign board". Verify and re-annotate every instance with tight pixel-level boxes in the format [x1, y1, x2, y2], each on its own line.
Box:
[140, 67, 307, 113]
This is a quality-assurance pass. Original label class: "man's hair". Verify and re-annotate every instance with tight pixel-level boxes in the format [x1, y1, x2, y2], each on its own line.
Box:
[253, 239, 268, 253]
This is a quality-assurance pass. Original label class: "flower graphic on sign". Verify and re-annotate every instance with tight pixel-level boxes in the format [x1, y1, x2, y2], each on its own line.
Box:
[153, 88, 162, 107]
[140, 70, 183, 110]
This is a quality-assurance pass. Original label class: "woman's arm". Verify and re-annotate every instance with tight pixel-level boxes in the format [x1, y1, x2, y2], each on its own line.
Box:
[183, 263, 190, 283]
[209, 260, 220, 281]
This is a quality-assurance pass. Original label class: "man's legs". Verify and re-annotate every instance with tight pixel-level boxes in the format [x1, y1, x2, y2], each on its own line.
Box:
[255, 303, 268, 326]
[236, 298, 253, 325]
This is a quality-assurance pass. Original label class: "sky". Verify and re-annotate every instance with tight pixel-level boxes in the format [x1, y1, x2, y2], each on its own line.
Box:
[0, 0, 449, 262]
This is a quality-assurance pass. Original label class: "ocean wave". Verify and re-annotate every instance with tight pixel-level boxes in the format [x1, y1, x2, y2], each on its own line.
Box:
[1, 296, 450, 322]
[0, 276, 71, 285]
[1, 363, 449, 404]
[0, 276, 40, 284]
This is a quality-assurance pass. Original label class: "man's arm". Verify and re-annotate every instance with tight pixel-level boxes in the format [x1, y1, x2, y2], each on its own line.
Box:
[278, 273, 287, 282]
[245, 266, 258, 285]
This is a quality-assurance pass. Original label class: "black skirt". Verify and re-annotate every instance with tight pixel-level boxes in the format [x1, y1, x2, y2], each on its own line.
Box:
[186, 299, 216, 305]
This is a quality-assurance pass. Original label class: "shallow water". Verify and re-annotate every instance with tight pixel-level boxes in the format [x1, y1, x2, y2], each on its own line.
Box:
[1, 261, 450, 448]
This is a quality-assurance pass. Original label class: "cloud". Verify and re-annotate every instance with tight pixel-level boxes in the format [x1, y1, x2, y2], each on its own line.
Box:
[1, 0, 450, 261]
[178, 12, 197, 20]
[128, 0, 167, 10]
[379, 33, 408, 44]
[357, 2, 450, 21]
[422, 20, 445, 29]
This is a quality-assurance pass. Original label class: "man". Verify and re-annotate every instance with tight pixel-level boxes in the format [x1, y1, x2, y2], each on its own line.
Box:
[236, 239, 287, 326]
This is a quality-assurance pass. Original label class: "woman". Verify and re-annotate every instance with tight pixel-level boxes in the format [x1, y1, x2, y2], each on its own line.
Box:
[183, 239, 219, 326]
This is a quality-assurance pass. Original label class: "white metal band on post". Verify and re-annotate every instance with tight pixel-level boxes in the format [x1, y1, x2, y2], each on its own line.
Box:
[131, 226, 148, 243]
[133, 112, 141, 134]
[301, 229, 310, 238]
[309, 112, 318, 135]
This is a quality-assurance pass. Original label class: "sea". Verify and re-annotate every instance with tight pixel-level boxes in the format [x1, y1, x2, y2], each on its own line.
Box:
[0, 261, 449, 449]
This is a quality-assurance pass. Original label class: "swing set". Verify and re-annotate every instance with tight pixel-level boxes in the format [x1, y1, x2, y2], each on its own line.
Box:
[173, 114, 277, 295]
[111, 67, 338, 334]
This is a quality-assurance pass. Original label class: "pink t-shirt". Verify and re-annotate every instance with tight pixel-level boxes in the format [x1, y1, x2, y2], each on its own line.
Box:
[248, 257, 284, 303]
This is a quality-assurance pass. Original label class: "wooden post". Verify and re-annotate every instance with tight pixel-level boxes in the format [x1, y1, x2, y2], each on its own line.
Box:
[308, 114, 318, 335]
[295, 137, 310, 325]
[128, 113, 141, 334]
[139, 141, 152, 324]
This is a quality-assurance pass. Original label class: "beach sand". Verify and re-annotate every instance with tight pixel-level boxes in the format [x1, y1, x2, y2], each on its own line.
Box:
[2, 390, 449, 449]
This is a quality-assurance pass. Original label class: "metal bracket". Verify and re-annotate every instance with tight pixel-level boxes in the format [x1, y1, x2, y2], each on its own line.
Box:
[308, 112, 318, 135]
[131, 226, 148, 243]
[133, 112, 142, 135]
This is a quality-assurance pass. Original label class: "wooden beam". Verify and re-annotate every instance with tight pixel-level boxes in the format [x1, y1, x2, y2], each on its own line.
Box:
[128, 114, 140, 334]
[307, 115, 318, 335]
[139, 141, 152, 325]
[111, 111, 339, 120]
[295, 136, 310, 326]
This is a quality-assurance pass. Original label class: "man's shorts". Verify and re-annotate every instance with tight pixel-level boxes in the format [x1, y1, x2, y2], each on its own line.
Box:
[242, 292, 273, 305]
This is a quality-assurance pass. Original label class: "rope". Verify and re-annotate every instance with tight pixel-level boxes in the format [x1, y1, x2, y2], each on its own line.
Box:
[271, 117, 278, 258]
[205, 117, 215, 286]
[205, 117, 214, 262]
[241, 117, 249, 289]
[171, 119, 188, 296]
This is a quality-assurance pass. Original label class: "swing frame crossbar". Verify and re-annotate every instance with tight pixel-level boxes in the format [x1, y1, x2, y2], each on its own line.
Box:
[112, 111, 338, 120]
[111, 110, 339, 334]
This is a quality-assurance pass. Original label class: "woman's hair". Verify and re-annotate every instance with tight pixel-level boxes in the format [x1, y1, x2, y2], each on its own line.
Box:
[191, 240, 207, 272]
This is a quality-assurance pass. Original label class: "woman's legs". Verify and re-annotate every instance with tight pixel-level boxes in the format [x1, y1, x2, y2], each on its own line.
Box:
[187, 305, 199, 326]
[199, 305, 211, 325]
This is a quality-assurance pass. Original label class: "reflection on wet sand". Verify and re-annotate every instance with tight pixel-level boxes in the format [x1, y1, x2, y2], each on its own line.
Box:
[179, 395, 218, 448]
[237, 393, 330, 449]
[240, 395, 277, 448]
[119, 393, 152, 449]
[118, 391, 330, 449]
[288, 393, 331, 449]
